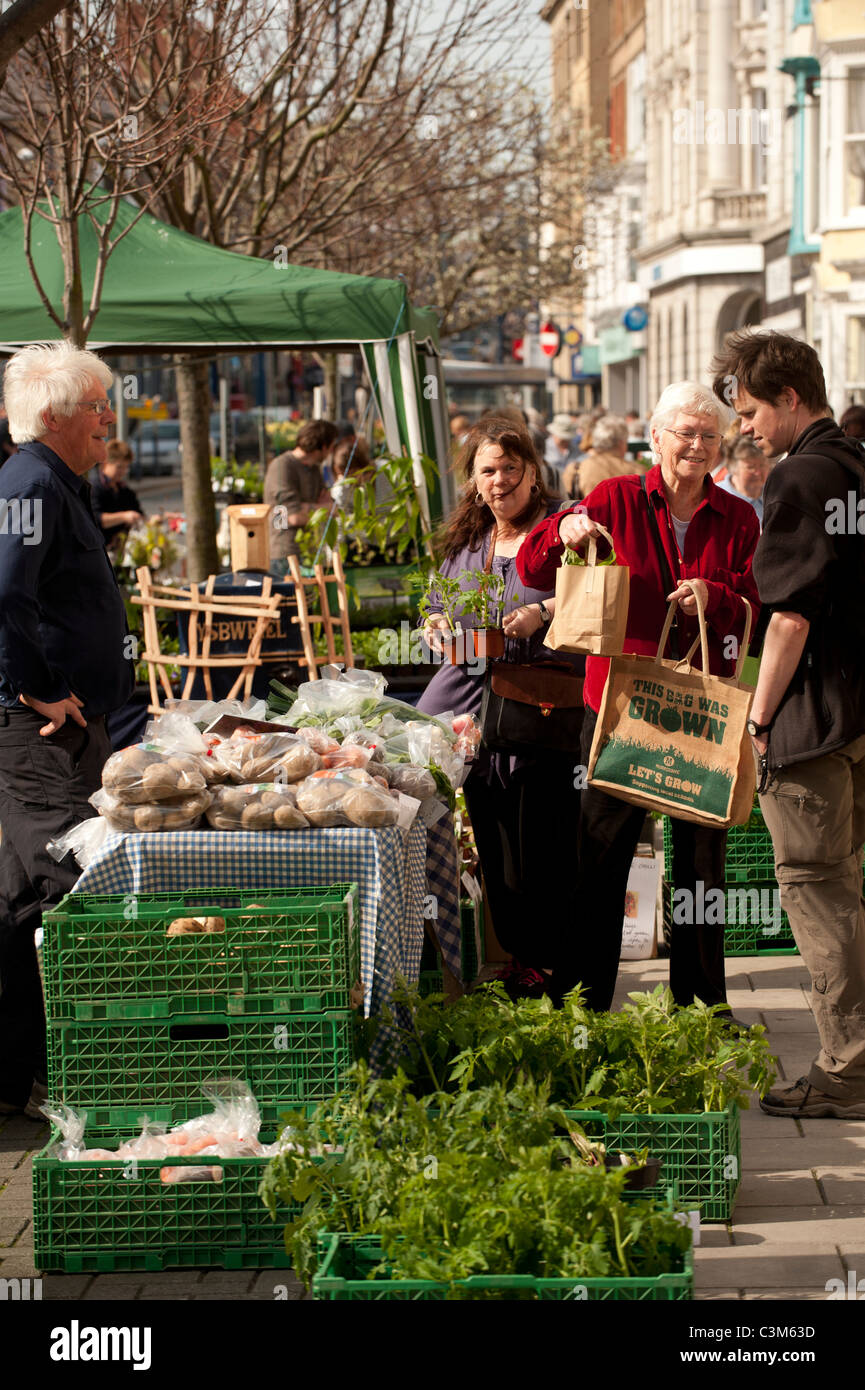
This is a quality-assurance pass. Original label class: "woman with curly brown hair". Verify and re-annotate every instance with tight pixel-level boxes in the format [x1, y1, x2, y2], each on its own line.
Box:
[416, 416, 583, 999]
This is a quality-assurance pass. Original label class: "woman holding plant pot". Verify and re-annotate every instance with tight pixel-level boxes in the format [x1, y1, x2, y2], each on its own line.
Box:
[517, 382, 761, 1016]
[417, 416, 584, 1001]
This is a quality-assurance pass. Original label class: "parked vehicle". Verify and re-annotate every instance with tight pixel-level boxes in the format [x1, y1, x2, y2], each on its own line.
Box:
[129, 419, 182, 476]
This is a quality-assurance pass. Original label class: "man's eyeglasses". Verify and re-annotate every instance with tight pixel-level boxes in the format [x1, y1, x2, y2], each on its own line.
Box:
[664, 428, 720, 445]
[76, 400, 112, 415]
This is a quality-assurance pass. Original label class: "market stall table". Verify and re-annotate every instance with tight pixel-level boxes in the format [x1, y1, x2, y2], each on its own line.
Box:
[71, 822, 427, 1022]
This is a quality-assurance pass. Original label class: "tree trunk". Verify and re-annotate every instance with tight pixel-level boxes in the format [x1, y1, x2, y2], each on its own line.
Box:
[323, 353, 339, 420]
[175, 354, 219, 581]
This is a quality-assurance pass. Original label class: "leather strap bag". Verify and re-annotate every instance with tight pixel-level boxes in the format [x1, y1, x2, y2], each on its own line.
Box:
[481, 659, 585, 754]
[640, 474, 681, 660]
[478, 526, 584, 755]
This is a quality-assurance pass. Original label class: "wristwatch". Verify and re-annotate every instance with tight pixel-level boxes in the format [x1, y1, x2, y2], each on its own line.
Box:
[537, 600, 552, 624]
[746, 718, 773, 738]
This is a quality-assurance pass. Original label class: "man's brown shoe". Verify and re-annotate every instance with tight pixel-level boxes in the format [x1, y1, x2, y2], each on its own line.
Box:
[759, 1076, 865, 1119]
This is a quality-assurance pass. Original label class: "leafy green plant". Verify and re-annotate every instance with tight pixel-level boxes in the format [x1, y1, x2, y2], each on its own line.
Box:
[380, 982, 777, 1116]
[266, 419, 302, 454]
[313, 627, 386, 668]
[122, 521, 178, 575]
[348, 451, 439, 564]
[414, 569, 466, 635]
[210, 457, 264, 499]
[460, 570, 506, 628]
[259, 1066, 691, 1295]
[297, 451, 440, 569]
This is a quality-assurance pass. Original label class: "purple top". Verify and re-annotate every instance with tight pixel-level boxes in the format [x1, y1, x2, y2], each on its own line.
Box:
[416, 510, 584, 786]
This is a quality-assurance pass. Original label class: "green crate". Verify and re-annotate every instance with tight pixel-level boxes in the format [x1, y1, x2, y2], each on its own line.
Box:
[661, 880, 798, 955]
[662, 812, 775, 883]
[42, 885, 360, 1021]
[663, 813, 865, 889]
[460, 896, 482, 983]
[32, 1125, 297, 1274]
[562, 1104, 740, 1223]
[418, 970, 444, 997]
[311, 1231, 693, 1301]
[47, 1011, 356, 1130]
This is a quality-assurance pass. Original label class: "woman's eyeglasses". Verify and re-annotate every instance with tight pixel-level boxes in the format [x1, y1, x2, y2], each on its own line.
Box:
[664, 429, 720, 445]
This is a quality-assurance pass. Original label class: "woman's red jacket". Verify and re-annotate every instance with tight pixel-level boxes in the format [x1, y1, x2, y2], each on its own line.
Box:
[516, 464, 761, 713]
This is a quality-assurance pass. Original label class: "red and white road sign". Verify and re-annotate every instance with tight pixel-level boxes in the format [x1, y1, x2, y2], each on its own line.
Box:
[512, 338, 524, 362]
[539, 323, 560, 358]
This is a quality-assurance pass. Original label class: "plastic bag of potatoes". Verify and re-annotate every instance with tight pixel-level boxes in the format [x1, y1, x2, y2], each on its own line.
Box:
[294, 767, 400, 828]
[204, 782, 310, 831]
[209, 728, 323, 784]
[101, 745, 209, 804]
[90, 785, 213, 832]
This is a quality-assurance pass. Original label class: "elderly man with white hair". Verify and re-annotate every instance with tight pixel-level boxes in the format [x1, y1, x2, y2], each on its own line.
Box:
[0, 342, 134, 1119]
[519, 381, 761, 1015]
[563, 414, 646, 499]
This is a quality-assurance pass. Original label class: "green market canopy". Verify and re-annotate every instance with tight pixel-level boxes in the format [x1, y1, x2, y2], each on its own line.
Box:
[0, 199, 452, 518]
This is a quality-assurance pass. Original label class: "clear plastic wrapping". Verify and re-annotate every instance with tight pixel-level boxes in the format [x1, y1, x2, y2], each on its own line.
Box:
[209, 729, 322, 784]
[101, 745, 208, 804]
[90, 785, 212, 832]
[204, 782, 310, 831]
[294, 769, 400, 827]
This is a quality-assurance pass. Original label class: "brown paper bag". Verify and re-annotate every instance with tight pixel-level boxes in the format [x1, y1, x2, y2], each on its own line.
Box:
[587, 585, 755, 828]
[545, 522, 630, 656]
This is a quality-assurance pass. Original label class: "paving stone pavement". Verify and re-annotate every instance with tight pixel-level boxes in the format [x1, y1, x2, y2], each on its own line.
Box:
[0, 952, 860, 1302]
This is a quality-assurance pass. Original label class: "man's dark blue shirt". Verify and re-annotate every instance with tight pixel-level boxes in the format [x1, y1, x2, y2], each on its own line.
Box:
[0, 441, 134, 717]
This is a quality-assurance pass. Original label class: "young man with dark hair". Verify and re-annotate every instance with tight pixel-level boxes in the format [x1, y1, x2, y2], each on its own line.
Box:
[711, 329, 865, 1119]
[263, 418, 338, 568]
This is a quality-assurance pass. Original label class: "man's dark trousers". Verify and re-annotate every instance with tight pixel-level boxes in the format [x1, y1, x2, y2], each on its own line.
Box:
[0, 707, 111, 1105]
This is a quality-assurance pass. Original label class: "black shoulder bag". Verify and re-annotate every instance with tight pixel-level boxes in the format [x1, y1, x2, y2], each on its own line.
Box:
[479, 523, 585, 755]
[640, 474, 680, 661]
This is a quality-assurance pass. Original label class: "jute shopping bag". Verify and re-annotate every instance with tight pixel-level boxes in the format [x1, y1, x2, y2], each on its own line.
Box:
[545, 522, 630, 656]
[587, 584, 755, 828]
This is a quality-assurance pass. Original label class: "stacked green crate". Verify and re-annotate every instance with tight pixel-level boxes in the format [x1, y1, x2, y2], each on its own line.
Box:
[661, 814, 797, 955]
[460, 894, 483, 984]
[35, 884, 360, 1272]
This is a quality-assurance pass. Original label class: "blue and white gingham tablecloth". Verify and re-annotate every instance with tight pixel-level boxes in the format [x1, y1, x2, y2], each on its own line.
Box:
[73, 823, 427, 1019]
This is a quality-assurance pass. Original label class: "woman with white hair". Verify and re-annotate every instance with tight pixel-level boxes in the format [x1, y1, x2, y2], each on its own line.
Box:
[518, 382, 761, 1016]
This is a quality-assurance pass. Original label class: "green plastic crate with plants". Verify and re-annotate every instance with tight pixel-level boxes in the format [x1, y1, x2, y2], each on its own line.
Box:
[259, 1067, 696, 1302]
[256, 984, 776, 1300]
[372, 981, 776, 1222]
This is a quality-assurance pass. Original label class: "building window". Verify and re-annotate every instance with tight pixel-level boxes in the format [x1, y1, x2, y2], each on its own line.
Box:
[682, 304, 689, 380]
[847, 316, 865, 398]
[670, 307, 678, 386]
[626, 52, 646, 158]
[792, 0, 812, 27]
[846, 68, 865, 215]
[805, 90, 821, 239]
[753, 89, 768, 192]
